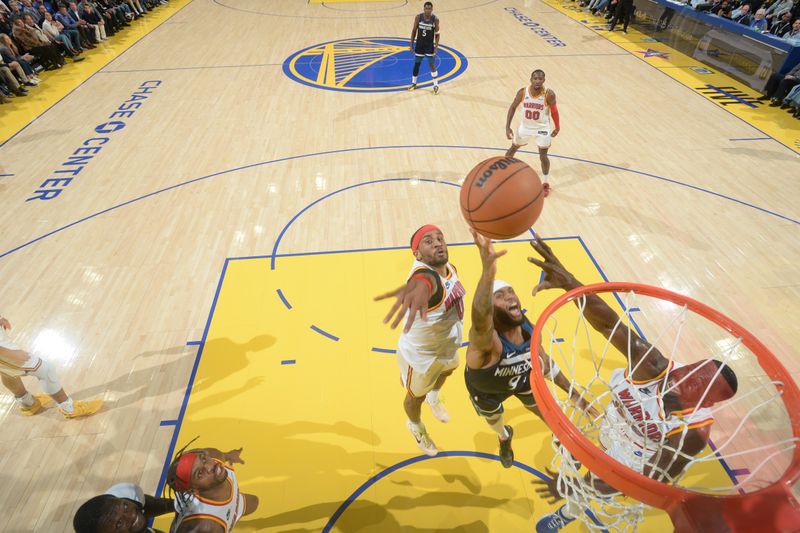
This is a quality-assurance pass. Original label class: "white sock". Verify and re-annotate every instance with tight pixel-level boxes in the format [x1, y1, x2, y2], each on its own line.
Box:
[409, 420, 425, 433]
[412, 75, 418, 84]
[16, 392, 34, 407]
[543, 173, 550, 184]
[426, 389, 440, 403]
[487, 417, 510, 440]
[431, 71, 438, 86]
[59, 397, 74, 413]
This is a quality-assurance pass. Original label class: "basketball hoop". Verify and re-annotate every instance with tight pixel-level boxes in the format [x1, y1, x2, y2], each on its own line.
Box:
[529, 282, 800, 533]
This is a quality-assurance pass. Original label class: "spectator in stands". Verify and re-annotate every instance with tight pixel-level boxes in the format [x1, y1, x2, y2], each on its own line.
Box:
[770, 10, 793, 33]
[0, 63, 28, 96]
[0, 35, 40, 85]
[56, 3, 96, 48]
[782, 82, 800, 117]
[732, 3, 754, 23]
[0, 11, 13, 34]
[41, 11, 84, 58]
[758, 60, 800, 104]
[19, 0, 40, 24]
[750, 7, 770, 29]
[719, 4, 733, 16]
[10, 15, 64, 69]
[78, 3, 106, 42]
[609, 0, 635, 31]
[765, 0, 794, 21]
[784, 17, 800, 42]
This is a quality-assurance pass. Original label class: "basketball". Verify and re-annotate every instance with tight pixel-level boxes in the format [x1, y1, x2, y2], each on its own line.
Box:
[459, 156, 545, 239]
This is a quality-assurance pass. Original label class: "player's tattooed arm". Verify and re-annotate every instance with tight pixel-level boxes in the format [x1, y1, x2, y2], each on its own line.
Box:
[467, 229, 506, 364]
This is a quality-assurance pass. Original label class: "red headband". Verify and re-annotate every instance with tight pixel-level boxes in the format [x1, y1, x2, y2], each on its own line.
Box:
[410, 225, 442, 252]
[173, 452, 197, 492]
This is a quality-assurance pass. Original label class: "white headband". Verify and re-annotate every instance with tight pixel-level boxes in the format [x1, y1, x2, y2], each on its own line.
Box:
[493, 280, 511, 293]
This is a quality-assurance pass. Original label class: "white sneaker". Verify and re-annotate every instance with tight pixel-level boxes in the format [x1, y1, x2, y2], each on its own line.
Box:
[426, 395, 450, 423]
[407, 421, 438, 456]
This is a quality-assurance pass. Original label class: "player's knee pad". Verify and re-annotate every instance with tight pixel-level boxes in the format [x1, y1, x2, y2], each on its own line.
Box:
[30, 358, 63, 395]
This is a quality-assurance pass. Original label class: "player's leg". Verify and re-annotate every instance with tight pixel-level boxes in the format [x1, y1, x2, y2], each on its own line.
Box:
[506, 127, 532, 158]
[409, 54, 424, 90]
[426, 355, 458, 423]
[467, 388, 515, 467]
[242, 493, 259, 516]
[537, 133, 553, 196]
[427, 54, 439, 94]
[397, 351, 439, 455]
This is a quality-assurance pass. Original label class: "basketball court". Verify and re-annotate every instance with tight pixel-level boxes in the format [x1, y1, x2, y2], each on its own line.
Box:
[0, 1, 798, 531]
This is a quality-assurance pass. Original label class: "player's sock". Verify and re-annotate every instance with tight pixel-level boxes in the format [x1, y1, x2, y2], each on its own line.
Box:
[431, 70, 438, 86]
[59, 397, 74, 414]
[16, 391, 35, 407]
[543, 173, 550, 184]
[487, 417, 510, 439]
[412, 75, 418, 84]
[427, 389, 439, 403]
[408, 420, 425, 433]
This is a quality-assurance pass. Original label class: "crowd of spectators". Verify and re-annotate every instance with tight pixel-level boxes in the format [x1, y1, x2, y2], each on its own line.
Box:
[0, 0, 167, 105]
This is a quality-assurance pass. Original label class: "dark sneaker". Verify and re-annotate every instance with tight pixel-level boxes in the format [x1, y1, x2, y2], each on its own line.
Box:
[407, 83, 417, 91]
[499, 425, 514, 468]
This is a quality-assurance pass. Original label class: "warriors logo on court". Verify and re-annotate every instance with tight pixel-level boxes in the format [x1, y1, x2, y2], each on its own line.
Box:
[283, 37, 468, 93]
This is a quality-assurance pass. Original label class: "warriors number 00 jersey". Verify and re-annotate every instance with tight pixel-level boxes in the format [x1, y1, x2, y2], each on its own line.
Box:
[170, 465, 245, 533]
[398, 260, 465, 361]
[520, 85, 551, 132]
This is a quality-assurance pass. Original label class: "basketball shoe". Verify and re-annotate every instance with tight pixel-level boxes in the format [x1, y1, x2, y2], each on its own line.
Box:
[433, 85, 439, 95]
[18, 395, 47, 416]
[536, 505, 576, 533]
[407, 421, 438, 456]
[426, 394, 450, 423]
[408, 83, 417, 91]
[543, 182, 551, 197]
[498, 425, 514, 468]
[60, 399, 103, 419]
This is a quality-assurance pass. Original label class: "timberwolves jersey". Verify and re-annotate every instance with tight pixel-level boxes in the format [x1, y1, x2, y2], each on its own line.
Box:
[414, 13, 437, 55]
[398, 260, 465, 363]
[520, 85, 551, 132]
[465, 318, 534, 395]
[170, 465, 245, 533]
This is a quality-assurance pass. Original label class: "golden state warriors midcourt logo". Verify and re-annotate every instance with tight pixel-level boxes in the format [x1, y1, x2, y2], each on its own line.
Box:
[283, 37, 468, 93]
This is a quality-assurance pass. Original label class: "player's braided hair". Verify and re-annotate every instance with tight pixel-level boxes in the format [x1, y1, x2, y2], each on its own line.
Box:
[163, 435, 200, 514]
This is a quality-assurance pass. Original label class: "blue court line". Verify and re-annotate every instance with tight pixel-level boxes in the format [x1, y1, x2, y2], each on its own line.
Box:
[281, 359, 296, 365]
[211, 0, 499, 19]
[555, 338, 565, 343]
[159, 419, 177, 426]
[469, 52, 630, 59]
[371, 347, 396, 354]
[729, 137, 772, 141]
[276, 288, 292, 310]
[0, 173, 13, 177]
[731, 467, 751, 476]
[186, 340, 202, 346]
[707, 438, 746, 495]
[101, 62, 282, 73]
[322, 450, 608, 533]
[702, 84, 758, 108]
[3, 144, 795, 262]
[310, 325, 339, 341]
[629, 307, 640, 312]
[153, 257, 229, 500]
[0, 0, 197, 150]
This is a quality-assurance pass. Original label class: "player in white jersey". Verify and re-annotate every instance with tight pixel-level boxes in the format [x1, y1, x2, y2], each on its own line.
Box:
[524, 237, 738, 533]
[505, 69, 561, 197]
[166, 446, 259, 533]
[376, 225, 466, 456]
[0, 314, 102, 418]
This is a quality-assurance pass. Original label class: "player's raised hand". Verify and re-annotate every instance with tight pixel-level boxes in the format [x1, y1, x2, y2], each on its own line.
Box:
[528, 235, 579, 295]
[375, 278, 432, 333]
[532, 468, 564, 504]
[471, 229, 507, 274]
[0, 317, 10, 330]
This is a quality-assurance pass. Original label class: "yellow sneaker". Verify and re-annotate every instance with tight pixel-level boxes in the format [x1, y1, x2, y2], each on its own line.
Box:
[60, 399, 103, 419]
[18, 395, 45, 416]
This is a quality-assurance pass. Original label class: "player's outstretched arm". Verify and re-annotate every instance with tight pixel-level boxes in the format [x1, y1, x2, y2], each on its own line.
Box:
[506, 88, 524, 140]
[187, 447, 246, 465]
[375, 271, 437, 333]
[143, 494, 176, 518]
[467, 229, 506, 366]
[527, 236, 669, 380]
[644, 426, 709, 482]
[538, 346, 601, 420]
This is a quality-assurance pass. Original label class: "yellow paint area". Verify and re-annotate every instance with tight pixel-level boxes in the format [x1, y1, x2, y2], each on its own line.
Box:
[154, 239, 732, 531]
[542, 0, 800, 154]
[0, 0, 192, 146]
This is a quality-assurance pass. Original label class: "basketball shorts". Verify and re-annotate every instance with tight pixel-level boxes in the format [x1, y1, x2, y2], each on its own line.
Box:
[397, 347, 459, 398]
[0, 328, 40, 377]
[514, 124, 552, 149]
[466, 381, 537, 417]
[598, 419, 653, 473]
[414, 41, 436, 57]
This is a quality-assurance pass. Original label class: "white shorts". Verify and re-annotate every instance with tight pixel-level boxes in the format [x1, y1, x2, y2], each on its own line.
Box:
[514, 125, 552, 149]
[397, 347, 459, 398]
[0, 328, 39, 377]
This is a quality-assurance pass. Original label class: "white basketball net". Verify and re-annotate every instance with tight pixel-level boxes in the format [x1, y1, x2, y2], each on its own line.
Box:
[537, 288, 799, 533]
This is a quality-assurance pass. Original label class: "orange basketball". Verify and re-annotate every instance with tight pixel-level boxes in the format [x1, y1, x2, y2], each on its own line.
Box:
[459, 156, 545, 239]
